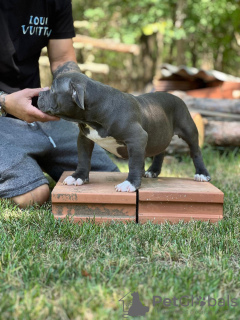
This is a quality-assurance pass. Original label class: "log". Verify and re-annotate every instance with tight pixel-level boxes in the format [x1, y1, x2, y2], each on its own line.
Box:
[188, 109, 240, 121]
[166, 113, 240, 154]
[171, 91, 240, 115]
[167, 119, 240, 154]
[73, 34, 140, 55]
[205, 121, 240, 146]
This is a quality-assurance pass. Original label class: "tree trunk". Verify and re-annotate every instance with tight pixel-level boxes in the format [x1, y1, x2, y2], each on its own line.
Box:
[140, 33, 157, 86]
[175, 0, 187, 65]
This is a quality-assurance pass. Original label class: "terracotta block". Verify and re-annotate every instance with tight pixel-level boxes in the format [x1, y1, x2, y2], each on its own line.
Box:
[52, 172, 136, 223]
[138, 177, 224, 223]
[51, 172, 224, 224]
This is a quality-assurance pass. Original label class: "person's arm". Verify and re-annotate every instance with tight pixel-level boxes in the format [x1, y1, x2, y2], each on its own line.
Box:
[3, 38, 78, 123]
[47, 38, 80, 78]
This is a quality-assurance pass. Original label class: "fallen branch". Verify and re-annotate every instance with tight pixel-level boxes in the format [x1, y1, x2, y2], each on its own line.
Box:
[39, 56, 109, 75]
[73, 34, 140, 55]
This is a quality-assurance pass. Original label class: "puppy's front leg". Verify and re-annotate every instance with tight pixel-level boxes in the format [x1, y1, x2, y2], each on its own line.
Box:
[115, 127, 148, 192]
[63, 129, 94, 186]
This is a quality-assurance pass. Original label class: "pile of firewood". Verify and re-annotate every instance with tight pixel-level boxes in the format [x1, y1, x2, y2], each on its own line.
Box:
[167, 91, 240, 154]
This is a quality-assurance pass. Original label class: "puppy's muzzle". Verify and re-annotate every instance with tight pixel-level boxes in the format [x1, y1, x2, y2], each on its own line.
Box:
[38, 91, 54, 114]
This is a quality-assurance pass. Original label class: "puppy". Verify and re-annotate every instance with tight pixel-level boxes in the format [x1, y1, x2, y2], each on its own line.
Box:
[38, 72, 210, 192]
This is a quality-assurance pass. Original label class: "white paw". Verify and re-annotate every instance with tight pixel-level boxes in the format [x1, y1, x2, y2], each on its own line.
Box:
[115, 180, 136, 192]
[144, 171, 153, 178]
[194, 174, 211, 182]
[144, 171, 158, 178]
[63, 176, 84, 186]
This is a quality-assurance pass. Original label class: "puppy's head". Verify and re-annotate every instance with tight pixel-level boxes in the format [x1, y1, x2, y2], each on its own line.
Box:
[38, 76, 85, 120]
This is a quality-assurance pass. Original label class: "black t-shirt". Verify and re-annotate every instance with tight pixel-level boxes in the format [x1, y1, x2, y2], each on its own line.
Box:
[0, 0, 75, 94]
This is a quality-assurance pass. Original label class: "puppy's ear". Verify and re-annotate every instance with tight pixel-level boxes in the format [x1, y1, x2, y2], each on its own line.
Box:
[70, 81, 85, 110]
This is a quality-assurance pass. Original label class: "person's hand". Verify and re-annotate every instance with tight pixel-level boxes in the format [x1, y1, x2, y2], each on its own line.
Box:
[4, 88, 60, 123]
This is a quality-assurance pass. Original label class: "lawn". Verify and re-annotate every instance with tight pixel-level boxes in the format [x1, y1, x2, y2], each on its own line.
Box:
[0, 146, 239, 320]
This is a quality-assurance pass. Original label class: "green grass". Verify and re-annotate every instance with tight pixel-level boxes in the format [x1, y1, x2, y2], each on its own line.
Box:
[0, 146, 239, 320]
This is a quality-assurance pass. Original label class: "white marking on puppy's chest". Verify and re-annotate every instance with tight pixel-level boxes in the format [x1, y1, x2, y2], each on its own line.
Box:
[85, 125, 124, 158]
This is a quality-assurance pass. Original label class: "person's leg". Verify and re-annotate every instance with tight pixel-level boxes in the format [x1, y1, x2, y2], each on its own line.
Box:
[38, 119, 119, 182]
[11, 184, 50, 208]
[0, 118, 119, 208]
[0, 117, 52, 207]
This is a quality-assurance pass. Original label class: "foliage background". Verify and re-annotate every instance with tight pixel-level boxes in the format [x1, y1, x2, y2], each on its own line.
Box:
[71, 0, 240, 91]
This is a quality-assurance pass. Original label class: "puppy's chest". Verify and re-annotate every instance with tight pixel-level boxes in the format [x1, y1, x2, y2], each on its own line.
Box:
[81, 124, 125, 158]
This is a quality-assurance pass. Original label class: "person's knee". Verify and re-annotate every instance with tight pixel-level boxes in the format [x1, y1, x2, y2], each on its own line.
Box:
[11, 184, 50, 209]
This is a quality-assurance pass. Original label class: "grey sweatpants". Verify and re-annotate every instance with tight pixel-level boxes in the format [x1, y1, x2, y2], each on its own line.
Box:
[0, 117, 119, 198]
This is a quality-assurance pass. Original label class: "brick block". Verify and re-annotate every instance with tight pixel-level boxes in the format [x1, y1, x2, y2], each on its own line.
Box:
[52, 172, 224, 224]
[138, 177, 224, 223]
[52, 172, 136, 223]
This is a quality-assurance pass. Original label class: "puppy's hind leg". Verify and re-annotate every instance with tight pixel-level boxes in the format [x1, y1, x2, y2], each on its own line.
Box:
[178, 122, 211, 182]
[144, 153, 164, 178]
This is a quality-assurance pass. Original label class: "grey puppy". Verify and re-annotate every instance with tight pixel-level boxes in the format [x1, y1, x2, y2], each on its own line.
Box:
[38, 72, 210, 192]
